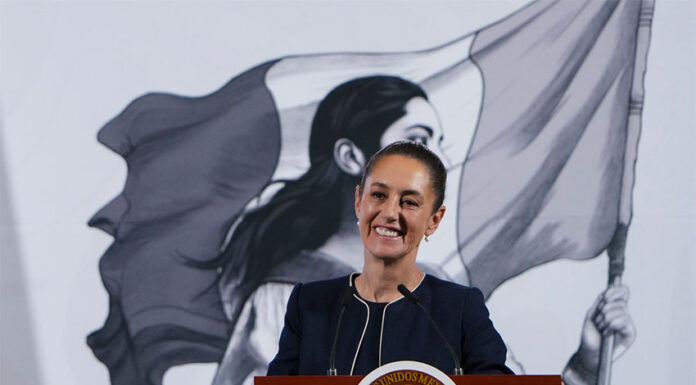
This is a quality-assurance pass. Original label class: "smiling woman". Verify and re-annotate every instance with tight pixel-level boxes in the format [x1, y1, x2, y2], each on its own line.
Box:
[354, 147, 447, 300]
[266, 141, 513, 376]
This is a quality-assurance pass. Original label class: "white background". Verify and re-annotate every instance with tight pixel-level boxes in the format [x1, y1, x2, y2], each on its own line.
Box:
[1, 1, 694, 385]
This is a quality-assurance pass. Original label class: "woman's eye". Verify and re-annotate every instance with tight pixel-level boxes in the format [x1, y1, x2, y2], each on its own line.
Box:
[372, 192, 386, 199]
[402, 200, 419, 207]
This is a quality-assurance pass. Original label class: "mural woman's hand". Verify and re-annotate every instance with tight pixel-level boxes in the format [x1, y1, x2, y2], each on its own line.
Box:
[578, 284, 637, 371]
[563, 285, 636, 385]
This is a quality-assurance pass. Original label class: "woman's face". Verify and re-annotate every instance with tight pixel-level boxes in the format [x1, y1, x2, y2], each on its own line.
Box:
[354, 154, 445, 264]
[379, 97, 448, 165]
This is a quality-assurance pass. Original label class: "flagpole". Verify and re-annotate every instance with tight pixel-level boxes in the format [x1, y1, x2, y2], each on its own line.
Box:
[597, 224, 627, 385]
[596, 1, 654, 384]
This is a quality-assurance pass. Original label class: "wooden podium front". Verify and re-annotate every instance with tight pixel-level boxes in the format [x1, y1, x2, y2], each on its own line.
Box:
[255, 375, 561, 385]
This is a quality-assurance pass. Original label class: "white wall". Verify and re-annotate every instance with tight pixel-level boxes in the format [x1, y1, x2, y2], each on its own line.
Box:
[1, 1, 694, 385]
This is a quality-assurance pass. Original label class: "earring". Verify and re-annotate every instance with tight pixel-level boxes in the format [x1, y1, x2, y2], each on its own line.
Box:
[357, 220, 360, 226]
[424, 234, 430, 243]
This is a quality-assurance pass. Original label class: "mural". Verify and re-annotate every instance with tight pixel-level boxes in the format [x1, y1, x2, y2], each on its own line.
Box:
[86, 1, 653, 385]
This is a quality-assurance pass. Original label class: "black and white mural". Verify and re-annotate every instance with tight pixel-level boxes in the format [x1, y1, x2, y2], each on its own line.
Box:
[1, 1, 694, 385]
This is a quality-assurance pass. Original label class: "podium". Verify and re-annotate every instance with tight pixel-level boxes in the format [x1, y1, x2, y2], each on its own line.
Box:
[255, 375, 561, 385]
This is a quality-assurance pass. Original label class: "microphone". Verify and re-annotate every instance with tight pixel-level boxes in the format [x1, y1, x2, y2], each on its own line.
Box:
[328, 285, 356, 376]
[397, 284, 464, 375]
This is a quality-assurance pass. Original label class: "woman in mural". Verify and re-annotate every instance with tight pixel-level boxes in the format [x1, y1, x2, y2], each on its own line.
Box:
[85, 66, 638, 385]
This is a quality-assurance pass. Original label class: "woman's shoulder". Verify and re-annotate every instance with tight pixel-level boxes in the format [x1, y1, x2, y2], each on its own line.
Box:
[421, 274, 484, 299]
[301, 274, 354, 291]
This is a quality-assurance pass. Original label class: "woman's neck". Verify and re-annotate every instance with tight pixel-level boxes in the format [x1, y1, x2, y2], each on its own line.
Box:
[356, 257, 424, 303]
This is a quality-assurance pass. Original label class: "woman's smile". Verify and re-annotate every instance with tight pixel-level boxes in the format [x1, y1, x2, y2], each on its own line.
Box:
[373, 225, 402, 238]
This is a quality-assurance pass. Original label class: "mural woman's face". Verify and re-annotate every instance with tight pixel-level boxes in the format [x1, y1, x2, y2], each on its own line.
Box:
[379, 97, 448, 165]
[331, 97, 447, 179]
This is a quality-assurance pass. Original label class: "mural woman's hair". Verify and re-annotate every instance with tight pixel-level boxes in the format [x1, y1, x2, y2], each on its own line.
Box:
[216, 75, 427, 323]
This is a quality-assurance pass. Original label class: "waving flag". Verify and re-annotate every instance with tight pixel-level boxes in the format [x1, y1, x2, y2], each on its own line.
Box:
[457, 0, 653, 297]
[88, 0, 653, 384]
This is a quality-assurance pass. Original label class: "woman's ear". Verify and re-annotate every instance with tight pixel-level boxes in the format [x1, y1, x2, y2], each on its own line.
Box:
[426, 205, 446, 236]
[333, 138, 365, 176]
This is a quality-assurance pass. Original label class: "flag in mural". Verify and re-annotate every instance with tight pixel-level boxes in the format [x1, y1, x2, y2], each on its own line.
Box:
[87, 0, 652, 384]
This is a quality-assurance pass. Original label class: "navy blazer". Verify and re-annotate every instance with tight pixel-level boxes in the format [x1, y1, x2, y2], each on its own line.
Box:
[267, 274, 513, 376]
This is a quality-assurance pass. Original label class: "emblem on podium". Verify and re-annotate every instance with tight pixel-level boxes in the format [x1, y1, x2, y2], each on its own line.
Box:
[359, 361, 456, 385]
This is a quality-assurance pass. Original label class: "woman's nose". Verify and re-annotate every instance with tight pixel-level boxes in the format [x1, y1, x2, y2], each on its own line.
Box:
[381, 198, 400, 221]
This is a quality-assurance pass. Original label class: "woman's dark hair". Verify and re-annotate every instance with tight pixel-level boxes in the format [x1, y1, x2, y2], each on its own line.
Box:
[217, 76, 428, 321]
[359, 141, 447, 213]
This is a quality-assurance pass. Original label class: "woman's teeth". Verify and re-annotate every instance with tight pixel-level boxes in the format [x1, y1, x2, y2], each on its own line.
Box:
[375, 227, 399, 237]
